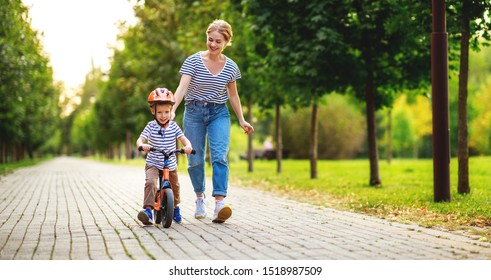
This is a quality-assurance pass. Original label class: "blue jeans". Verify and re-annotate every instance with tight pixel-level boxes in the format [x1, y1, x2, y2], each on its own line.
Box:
[184, 101, 230, 197]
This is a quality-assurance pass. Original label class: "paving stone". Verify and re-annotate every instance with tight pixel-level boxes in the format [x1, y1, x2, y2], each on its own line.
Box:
[0, 157, 490, 260]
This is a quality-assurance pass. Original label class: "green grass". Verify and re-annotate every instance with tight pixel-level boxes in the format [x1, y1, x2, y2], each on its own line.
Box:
[0, 158, 47, 176]
[229, 156, 491, 241]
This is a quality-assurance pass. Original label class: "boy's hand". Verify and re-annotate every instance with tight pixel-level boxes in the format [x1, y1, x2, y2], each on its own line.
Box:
[182, 145, 193, 154]
[139, 144, 151, 152]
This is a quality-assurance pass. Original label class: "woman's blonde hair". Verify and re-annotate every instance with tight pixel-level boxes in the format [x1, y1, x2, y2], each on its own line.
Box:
[206, 19, 233, 47]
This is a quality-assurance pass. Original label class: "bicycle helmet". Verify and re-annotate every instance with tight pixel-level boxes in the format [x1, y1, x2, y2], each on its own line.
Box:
[148, 88, 175, 107]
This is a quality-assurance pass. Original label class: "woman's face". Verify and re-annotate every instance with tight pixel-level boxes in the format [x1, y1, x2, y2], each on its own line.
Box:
[207, 31, 227, 54]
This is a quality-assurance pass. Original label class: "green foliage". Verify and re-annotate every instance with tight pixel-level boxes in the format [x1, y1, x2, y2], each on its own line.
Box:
[467, 45, 491, 155]
[0, 0, 61, 162]
[59, 0, 491, 161]
[67, 67, 103, 155]
[447, 1, 491, 51]
[282, 94, 366, 159]
[229, 124, 261, 162]
[392, 107, 416, 157]
[378, 94, 433, 159]
[470, 76, 491, 154]
[446, 45, 491, 156]
[341, 0, 431, 106]
[247, 0, 352, 107]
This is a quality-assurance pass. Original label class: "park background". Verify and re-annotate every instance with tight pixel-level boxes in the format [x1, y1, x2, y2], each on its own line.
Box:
[2, 1, 491, 241]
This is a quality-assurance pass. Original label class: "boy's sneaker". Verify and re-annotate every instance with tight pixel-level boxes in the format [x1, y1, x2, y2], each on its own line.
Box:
[212, 201, 232, 223]
[173, 206, 182, 224]
[195, 197, 207, 219]
[138, 208, 153, 225]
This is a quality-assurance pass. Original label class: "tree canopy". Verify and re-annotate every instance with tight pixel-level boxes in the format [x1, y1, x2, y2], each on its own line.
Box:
[0, 0, 60, 162]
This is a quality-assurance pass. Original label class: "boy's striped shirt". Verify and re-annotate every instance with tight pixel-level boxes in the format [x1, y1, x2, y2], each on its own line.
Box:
[140, 120, 183, 171]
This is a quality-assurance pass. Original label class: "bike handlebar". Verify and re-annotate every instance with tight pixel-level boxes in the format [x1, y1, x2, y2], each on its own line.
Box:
[138, 146, 196, 156]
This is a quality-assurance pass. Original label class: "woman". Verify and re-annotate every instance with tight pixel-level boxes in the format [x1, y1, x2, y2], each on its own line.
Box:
[171, 19, 254, 223]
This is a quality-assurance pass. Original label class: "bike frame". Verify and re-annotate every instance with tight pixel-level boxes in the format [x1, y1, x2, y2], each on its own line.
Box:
[138, 146, 194, 228]
[154, 152, 173, 212]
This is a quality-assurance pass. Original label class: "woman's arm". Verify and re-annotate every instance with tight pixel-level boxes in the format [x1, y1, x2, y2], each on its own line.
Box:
[171, 74, 192, 120]
[227, 81, 254, 134]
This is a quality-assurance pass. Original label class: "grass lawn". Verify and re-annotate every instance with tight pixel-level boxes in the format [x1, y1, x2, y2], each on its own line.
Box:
[0, 158, 46, 176]
[228, 156, 491, 241]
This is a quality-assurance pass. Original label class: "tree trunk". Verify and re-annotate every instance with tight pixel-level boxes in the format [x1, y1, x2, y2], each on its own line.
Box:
[125, 131, 132, 159]
[458, 1, 470, 194]
[310, 102, 319, 179]
[117, 143, 122, 160]
[247, 99, 254, 172]
[27, 145, 34, 160]
[387, 109, 392, 164]
[108, 143, 114, 159]
[365, 81, 381, 186]
[1, 142, 5, 164]
[16, 143, 24, 162]
[275, 103, 282, 174]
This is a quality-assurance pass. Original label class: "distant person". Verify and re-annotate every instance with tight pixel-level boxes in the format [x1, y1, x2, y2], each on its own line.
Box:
[171, 19, 254, 223]
[136, 88, 193, 225]
[264, 136, 273, 151]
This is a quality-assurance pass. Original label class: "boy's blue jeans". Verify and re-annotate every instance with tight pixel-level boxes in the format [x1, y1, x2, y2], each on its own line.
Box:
[183, 101, 230, 197]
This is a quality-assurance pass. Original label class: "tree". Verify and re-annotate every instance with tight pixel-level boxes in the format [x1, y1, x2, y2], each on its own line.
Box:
[89, 0, 186, 158]
[86, 0, 247, 158]
[246, 0, 352, 178]
[0, 0, 60, 162]
[281, 94, 366, 159]
[339, 0, 432, 185]
[69, 64, 103, 156]
[447, 0, 491, 194]
[220, 1, 263, 173]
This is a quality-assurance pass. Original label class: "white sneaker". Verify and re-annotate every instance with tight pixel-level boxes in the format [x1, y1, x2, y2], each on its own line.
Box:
[212, 201, 232, 223]
[195, 196, 207, 219]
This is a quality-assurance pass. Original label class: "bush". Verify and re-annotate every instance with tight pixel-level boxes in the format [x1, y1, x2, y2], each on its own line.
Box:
[282, 94, 366, 159]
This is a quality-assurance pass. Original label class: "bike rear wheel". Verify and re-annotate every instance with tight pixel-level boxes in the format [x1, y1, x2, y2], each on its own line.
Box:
[161, 188, 174, 228]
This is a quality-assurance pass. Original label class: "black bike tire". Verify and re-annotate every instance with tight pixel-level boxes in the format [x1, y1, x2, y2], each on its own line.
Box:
[162, 188, 174, 228]
[154, 208, 162, 224]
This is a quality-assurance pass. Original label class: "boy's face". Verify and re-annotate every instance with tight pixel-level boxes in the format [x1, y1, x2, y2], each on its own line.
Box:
[151, 103, 172, 125]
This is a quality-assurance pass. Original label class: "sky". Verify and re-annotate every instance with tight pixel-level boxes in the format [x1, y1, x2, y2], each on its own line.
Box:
[22, 0, 137, 91]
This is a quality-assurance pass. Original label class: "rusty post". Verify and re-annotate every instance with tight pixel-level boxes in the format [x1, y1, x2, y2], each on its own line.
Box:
[431, 0, 451, 202]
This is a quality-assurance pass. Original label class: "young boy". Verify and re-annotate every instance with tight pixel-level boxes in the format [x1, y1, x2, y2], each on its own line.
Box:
[136, 88, 193, 225]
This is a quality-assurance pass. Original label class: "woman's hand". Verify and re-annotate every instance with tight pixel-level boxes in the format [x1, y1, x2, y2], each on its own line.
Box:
[240, 121, 254, 135]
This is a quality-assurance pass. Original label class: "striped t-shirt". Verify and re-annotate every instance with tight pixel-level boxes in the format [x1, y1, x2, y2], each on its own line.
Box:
[139, 120, 184, 171]
[179, 52, 241, 104]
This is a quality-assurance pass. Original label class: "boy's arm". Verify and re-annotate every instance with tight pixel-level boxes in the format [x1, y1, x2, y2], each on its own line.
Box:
[178, 135, 193, 154]
[136, 136, 150, 152]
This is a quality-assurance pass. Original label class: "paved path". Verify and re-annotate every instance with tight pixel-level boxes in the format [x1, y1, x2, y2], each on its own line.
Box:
[0, 157, 490, 260]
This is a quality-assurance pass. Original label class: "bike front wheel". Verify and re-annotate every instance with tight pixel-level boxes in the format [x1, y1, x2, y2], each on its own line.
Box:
[161, 188, 174, 228]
